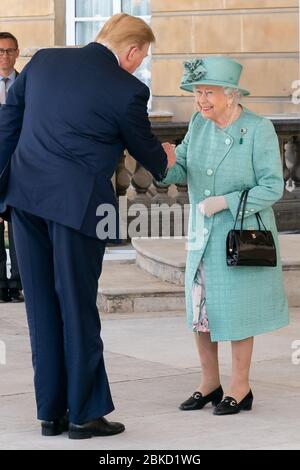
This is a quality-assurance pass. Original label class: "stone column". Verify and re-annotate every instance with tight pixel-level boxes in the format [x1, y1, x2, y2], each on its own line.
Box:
[131, 162, 153, 207]
[284, 137, 300, 197]
[115, 153, 131, 197]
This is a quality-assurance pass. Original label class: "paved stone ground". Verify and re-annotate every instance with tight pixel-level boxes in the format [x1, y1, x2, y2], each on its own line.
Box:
[0, 302, 299, 450]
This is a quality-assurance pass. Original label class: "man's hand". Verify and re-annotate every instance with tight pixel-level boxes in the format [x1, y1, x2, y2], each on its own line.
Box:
[0, 218, 4, 224]
[162, 142, 176, 169]
[198, 196, 228, 217]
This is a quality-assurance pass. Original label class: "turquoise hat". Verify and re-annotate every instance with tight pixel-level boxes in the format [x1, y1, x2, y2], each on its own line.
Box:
[180, 56, 250, 96]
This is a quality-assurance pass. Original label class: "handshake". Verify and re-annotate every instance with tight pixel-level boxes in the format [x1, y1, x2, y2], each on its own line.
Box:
[162, 142, 176, 169]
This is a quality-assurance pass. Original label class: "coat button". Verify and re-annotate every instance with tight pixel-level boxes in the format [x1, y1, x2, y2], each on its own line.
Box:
[225, 138, 231, 145]
[206, 169, 213, 176]
[203, 228, 209, 236]
[204, 189, 211, 196]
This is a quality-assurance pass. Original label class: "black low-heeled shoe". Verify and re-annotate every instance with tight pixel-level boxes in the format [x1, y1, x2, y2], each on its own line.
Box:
[213, 390, 253, 416]
[68, 417, 125, 440]
[41, 413, 69, 436]
[179, 385, 223, 411]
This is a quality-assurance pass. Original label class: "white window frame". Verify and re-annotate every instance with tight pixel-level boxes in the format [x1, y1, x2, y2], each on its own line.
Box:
[66, 0, 150, 46]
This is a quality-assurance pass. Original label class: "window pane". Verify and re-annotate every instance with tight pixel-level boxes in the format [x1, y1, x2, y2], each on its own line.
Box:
[75, 21, 105, 45]
[122, 0, 150, 16]
[134, 55, 151, 89]
[75, 0, 113, 18]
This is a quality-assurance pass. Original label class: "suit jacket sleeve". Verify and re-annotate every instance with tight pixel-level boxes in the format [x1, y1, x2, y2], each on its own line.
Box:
[119, 85, 168, 181]
[0, 64, 28, 173]
[225, 118, 284, 220]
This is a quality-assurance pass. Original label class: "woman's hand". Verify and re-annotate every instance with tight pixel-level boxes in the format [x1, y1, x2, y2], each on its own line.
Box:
[198, 196, 228, 217]
[162, 142, 176, 168]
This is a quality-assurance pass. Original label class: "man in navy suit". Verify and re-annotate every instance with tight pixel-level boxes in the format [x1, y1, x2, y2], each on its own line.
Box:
[0, 14, 175, 439]
[0, 32, 23, 304]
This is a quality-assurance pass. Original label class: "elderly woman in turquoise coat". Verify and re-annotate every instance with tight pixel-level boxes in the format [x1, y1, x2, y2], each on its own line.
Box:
[162, 56, 289, 415]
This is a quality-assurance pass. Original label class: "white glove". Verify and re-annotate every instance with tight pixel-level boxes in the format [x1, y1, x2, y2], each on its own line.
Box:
[198, 196, 228, 218]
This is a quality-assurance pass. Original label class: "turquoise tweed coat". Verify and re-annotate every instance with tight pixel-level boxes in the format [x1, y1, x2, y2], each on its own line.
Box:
[162, 108, 289, 341]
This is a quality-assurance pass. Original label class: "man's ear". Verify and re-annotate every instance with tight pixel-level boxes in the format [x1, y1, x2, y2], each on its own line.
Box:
[127, 45, 138, 61]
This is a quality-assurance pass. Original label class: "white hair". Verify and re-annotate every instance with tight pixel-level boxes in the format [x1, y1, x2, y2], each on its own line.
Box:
[223, 87, 242, 105]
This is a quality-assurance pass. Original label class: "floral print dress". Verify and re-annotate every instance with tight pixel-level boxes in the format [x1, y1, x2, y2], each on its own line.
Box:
[192, 261, 210, 333]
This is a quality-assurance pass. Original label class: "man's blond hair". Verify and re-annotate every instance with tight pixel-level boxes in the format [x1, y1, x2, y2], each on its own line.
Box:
[96, 13, 155, 53]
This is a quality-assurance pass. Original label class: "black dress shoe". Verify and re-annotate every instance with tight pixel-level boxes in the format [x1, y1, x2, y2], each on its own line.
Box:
[179, 385, 223, 411]
[41, 414, 69, 436]
[0, 288, 11, 303]
[9, 289, 24, 303]
[68, 417, 125, 440]
[213, 390, 253, 415]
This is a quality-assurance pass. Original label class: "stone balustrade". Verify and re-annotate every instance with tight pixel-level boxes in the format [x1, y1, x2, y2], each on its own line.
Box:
[116, 117, 300, 236]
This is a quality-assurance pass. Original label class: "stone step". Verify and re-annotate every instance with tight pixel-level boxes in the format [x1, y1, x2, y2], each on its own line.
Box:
[98, 262, 185, 314]
[132, 235, 300, 307]
[132, 237, 186, 286]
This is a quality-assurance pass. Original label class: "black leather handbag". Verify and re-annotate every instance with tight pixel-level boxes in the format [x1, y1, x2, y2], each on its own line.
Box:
[226, 190, 277, 267]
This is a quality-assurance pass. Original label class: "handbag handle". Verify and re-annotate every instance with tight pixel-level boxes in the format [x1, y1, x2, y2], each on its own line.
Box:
[233, 190, 248, 232]
[233, 190, 268, 233]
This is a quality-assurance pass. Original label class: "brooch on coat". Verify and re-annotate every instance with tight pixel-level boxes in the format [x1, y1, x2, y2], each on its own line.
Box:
[239, 128, 247, 144]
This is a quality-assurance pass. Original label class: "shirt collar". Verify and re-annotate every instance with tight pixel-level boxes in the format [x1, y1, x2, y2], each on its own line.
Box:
[0, 70, 16, 81]
[99, 43, 120, 66]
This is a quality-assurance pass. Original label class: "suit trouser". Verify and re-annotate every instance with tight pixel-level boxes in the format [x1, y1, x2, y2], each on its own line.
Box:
[0, 221, 22, 289]
[11, 207, 114, 424]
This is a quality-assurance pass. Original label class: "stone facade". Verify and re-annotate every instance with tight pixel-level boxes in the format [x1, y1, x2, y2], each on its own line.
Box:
[0, 0, 65, 71]
[151, 0, 299, 120]
[0, 0, 298, 120]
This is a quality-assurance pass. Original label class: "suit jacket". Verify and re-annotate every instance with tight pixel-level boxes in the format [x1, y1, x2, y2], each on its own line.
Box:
[0, 44, 167, 237]
[0, 70, 18, 199]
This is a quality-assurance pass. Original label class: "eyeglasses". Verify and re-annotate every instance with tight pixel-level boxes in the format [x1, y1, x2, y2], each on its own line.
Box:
[0, 48, 18, 56]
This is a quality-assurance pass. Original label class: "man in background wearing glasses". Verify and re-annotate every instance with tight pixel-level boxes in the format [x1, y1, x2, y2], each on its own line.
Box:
[0, 32, 23, 304]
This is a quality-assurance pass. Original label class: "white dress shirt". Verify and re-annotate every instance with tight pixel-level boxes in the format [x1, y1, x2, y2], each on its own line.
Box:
[0, 70, 16, 105]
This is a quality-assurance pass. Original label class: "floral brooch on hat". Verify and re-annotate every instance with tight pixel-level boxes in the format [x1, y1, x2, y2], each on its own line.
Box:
[181, 58, 207, 86]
